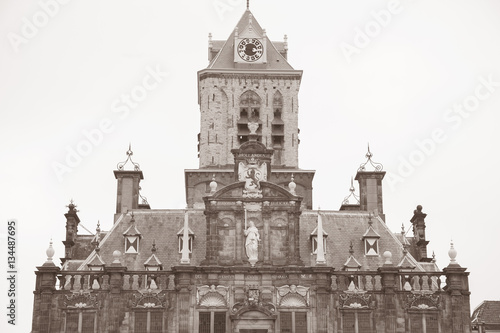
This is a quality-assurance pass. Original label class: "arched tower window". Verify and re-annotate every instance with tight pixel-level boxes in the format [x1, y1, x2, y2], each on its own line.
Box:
[238, 90, 262, 145]
[272, 91, 285, 164]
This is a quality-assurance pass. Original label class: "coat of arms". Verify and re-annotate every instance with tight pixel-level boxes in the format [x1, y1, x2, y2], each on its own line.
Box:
[239, 157, 267, 198]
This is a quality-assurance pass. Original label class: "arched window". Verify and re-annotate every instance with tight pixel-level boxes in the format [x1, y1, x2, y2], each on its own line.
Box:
[238, 91, 262, 144]
[272, 91, 285, 164]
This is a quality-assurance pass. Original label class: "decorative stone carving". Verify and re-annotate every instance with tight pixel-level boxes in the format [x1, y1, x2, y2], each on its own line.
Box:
[339, 290, 371, 309]
[277, 285, 309, 307]
[197, 285, 229, 307]
[238, 156, 267, 198]
[64, 290, 100, 309]
[406, 291, 440, 310]
[231, 286, 276, 317]
[131, 289, 167, 308]
[244, 220, 260, 266]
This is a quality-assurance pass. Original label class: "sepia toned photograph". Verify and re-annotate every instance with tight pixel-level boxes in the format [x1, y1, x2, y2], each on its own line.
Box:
[1, 1, 500, 332]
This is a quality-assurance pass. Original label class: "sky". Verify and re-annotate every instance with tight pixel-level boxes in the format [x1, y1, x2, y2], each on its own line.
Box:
[1, 0, 500, 331]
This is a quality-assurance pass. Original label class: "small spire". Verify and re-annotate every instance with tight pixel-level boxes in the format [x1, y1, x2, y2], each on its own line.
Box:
[247, 0, 250, 9]
[151, 239, 157, 253]
[284, 34, 288, 51]
[341, 177, 360, 205]
[117, 144, 141, 171]
[432, 251, 436, 263]
[92, 220, 101, 247]
[66, 200, 78, 213]
[130, 212, 135, 223]
[368, 212, 373, 226]
[349, 241, 354, 255]
[358, 143, 383, 172]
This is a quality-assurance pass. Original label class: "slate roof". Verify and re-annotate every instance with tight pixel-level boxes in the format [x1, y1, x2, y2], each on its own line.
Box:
[76, 210, 207, 271]
[69, 209, 429, 273]
[300, 211, 426, 271]
[207, 9, 295, 71]
[472, 301, 500, 325]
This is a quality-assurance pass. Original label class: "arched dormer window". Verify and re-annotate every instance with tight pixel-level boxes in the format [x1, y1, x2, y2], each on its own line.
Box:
[238, 91, 262, 144]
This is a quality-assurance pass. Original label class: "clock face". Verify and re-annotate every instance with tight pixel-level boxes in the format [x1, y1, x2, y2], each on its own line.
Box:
[237, 38, 264, 62]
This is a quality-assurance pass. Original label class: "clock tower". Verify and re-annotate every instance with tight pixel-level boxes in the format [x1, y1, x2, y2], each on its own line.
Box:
[185, 8, 314, 209]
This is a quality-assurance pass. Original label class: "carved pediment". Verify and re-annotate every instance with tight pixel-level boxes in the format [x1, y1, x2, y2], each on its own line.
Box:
[131, 290, 167, 309]
[64, 290, 99, 309]
[339, 290, 371, 309]
[277, 285, 309, 307]
[231, 286, 277, 318]
[197, 285, 229, 307]
[406, 291, 439, 310]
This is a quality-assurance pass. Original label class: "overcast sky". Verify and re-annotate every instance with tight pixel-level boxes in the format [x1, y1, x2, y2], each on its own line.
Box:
[2, 0, 500, 331]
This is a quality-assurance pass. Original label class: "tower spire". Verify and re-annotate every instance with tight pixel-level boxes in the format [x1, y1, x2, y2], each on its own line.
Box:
[247, 0, 250, 9]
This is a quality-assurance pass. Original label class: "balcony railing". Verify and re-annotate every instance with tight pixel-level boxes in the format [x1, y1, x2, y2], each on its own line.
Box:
[54, 271, 175, 292]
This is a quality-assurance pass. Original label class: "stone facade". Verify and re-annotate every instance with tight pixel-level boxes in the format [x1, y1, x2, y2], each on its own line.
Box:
[32, 7, 472, 333]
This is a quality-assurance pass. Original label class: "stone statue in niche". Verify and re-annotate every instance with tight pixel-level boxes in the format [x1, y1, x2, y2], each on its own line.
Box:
[244, 220, 260, 266]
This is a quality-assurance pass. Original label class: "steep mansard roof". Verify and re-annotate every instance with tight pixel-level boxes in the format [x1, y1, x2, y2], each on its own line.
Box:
[71, 209, 431, 273]
[207, 9, 294, 71]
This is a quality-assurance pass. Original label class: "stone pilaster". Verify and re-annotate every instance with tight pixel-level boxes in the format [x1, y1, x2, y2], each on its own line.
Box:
[235, 210, 244, 265]
[33, 264, 60, 333]
[174, 266, 196, 333]
[288, 211, 303, 265]
[378, 265, 399, 333]
[262, 209, 271, 265]
[443, 265, 471, 333]
[202, 211, 219, 265]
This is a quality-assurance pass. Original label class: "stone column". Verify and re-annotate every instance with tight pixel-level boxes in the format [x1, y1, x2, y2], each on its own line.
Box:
[443, 265, 471, 333]
[174, 266, 196, 333]
[378, 255, 399, 333]
[33, 264, 60, 333]
[106, 256, 127, 332]
[313, 267, 332, 333]
[287, 211, 302, 265]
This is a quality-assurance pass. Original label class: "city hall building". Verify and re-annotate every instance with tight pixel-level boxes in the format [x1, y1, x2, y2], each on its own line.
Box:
[32, 6, 472, 333]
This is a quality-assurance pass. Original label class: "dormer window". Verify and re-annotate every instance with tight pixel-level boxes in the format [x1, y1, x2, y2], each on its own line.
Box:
[123, 214, 142, 254]
[310, 227, 328, 255]
[364, 238, 379, 256]
[125, 236, 139, 253]
[362, 215, 380, 256]
[177, 227, 195, 254]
